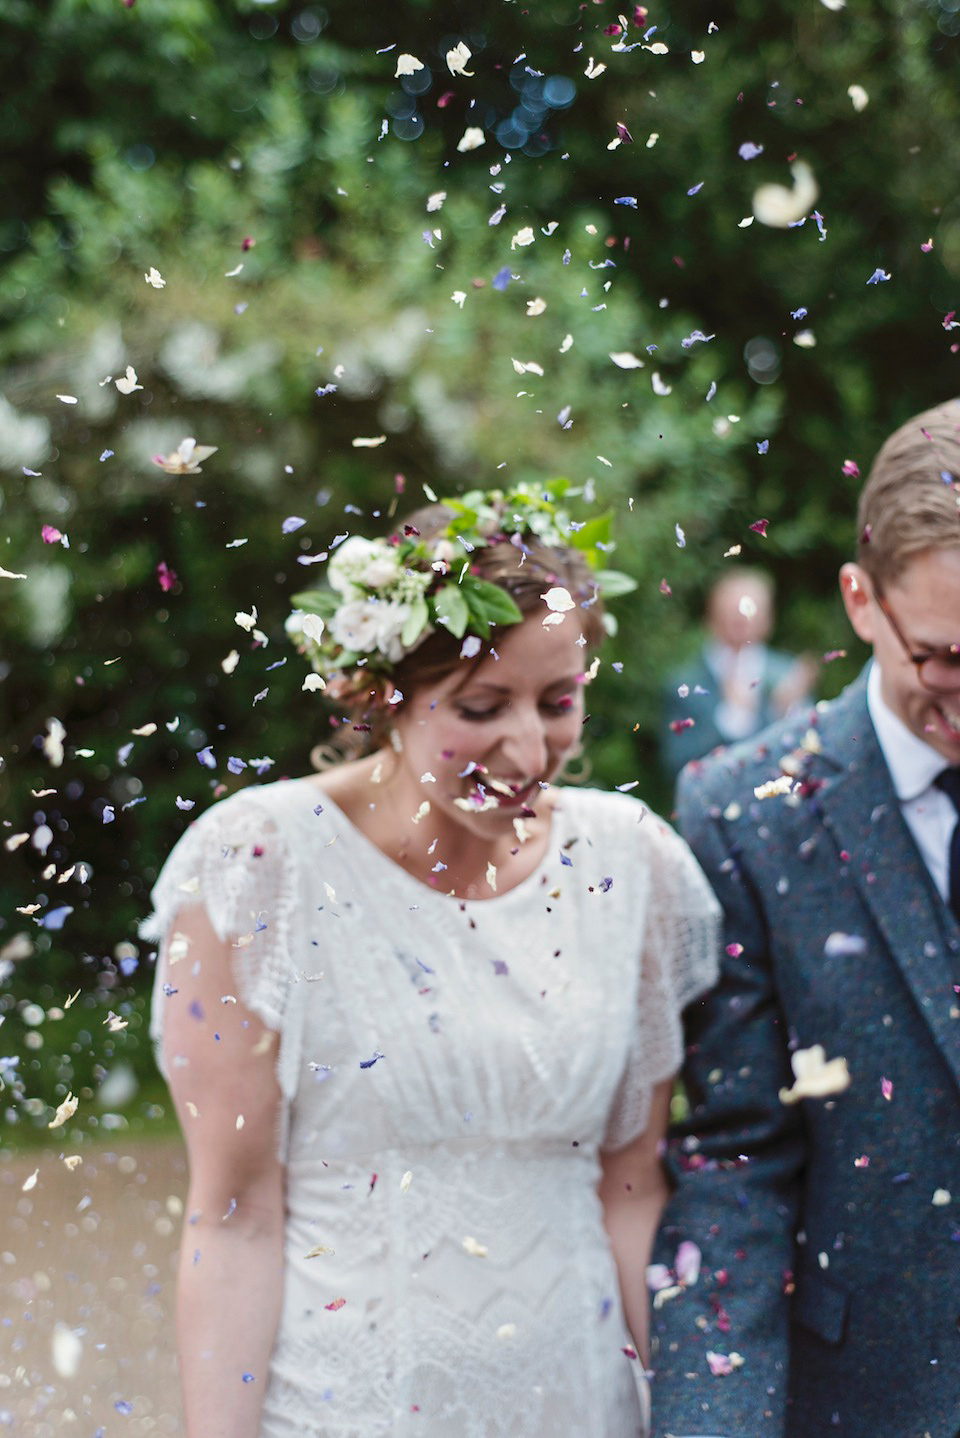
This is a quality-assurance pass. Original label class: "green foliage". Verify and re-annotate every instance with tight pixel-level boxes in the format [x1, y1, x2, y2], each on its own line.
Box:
[2, 0, 959, 1136]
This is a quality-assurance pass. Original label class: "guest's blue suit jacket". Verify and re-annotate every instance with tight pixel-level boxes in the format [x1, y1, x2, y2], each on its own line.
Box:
[652, 669, 960, 1438]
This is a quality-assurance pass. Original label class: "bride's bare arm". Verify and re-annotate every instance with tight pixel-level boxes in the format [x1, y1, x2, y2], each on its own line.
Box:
[162, 904, 287, 1438]
[598, 1079, 673, 1366]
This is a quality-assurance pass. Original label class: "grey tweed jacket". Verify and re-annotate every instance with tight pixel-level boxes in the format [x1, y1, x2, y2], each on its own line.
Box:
[651, 668, 960, 1438]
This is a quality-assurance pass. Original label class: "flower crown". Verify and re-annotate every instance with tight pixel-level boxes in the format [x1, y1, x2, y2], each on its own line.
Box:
[286, 479, 635, 685]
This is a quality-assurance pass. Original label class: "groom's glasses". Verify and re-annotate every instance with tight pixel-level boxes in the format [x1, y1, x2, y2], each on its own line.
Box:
[873, 586, 960, 693]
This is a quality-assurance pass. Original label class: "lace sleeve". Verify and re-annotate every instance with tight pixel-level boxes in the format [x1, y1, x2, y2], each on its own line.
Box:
[141, 791, 302, 1133]
[603, 814, 721, 1151]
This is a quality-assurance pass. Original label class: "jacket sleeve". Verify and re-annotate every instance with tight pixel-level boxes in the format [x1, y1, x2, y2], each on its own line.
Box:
[649, 760, 806, 1438]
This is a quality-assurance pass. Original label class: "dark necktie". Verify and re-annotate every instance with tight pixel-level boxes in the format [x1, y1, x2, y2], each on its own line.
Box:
[934, 767, 960, 922]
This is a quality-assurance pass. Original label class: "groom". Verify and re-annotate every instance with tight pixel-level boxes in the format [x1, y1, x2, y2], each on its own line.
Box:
[651, 399, 960, 1437]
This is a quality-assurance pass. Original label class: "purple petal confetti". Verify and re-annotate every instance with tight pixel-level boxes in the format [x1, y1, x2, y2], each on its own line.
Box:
[282, 516, 307, 533]
[40, 905, 74, 931]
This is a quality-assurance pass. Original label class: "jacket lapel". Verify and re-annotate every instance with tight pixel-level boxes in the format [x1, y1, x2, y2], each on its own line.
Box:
[811, 672, 960, 1092]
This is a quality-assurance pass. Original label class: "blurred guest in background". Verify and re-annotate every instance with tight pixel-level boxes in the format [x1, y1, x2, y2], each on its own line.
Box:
[660, 569, 817, 782]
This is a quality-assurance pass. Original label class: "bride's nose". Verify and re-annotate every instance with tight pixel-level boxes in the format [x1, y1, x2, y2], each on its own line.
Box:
[500, 706, 549, 777]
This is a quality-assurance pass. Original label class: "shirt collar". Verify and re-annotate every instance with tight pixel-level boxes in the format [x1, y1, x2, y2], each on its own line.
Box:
[866, 660, 949, 802]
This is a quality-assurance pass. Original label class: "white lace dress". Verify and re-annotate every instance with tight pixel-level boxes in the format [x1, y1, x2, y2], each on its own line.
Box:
[144, 780, 719, 1438]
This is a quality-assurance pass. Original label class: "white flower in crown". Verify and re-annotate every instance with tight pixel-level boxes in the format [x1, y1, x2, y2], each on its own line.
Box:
[373, 601, 415, 661]
[329, 597, 412, 662]
[327, 536, 401, 596]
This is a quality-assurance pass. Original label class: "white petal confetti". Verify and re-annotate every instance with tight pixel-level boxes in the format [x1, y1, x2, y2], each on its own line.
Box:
[542, 586, 575, 613]
[144, 267, 166, 288]
[462, 1236, 488, 1257]
[153, 437, 218, 474]
[457, 126, 486, 153]
[779, 1045, 851, 1104]
[351, 435, 387, 448]
[752, 159, 818, 228]
[446, 41, 473, 76]
[511, 226, 535, 249]
[48, 1092, 79, 1129]
[43, 718, 66, 768]
[847, 84, 869, 111]
[584, 57, 607, 78]
[526, 297, 547, 316]
[609, 351, 645, 369]
[754, 774, 795, 799]
[395, 53, 424, 77]
[300, 613, 325, 644]
[115, 365, 143, 395]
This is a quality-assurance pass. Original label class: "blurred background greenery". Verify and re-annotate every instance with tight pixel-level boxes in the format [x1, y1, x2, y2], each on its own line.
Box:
[2, 0, 959, 1141]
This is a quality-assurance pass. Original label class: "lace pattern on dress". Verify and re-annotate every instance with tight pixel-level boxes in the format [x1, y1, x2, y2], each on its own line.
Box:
[602, 810, 721, 1150]
[141, 789, 305, 1157]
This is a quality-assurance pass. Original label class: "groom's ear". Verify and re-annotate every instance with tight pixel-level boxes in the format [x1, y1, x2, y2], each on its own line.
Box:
[839, 562, 877, 645]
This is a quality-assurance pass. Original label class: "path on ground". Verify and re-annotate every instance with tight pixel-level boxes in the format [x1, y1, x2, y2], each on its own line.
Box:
[1, 1138, 187, 1437]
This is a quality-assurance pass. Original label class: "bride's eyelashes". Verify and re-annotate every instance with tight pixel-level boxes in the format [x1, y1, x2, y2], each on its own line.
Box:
[454, 698, 575, 723]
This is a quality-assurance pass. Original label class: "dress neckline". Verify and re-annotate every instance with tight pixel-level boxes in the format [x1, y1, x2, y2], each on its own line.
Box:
[293, 776, 567, 906]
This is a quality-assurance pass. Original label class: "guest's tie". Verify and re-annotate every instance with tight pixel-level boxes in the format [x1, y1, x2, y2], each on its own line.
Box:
[934, 767, 960, 921]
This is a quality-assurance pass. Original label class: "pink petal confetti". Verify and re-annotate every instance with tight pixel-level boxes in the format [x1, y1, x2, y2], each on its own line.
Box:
[659, 578, 672, 595]
[41, 524, 63, 544]
[324, 1297, 346, 1312]
[854, 1154, 870, 1167]
[156, 561, 177, 592]
[842, 459, 860, 477]
[675, 1240, 702, 1286]
[726, 942, 744, 957]
[706, 1351, 734, 1376]
[749, 518, 770, 537]
[881, 1077, 893, 1101]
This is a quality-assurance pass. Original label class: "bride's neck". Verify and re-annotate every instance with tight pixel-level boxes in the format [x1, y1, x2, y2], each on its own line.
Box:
[316, 751, 549, 899]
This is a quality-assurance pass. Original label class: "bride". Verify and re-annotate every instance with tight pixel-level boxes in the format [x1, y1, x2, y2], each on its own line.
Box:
[144, 484, 719, 1437]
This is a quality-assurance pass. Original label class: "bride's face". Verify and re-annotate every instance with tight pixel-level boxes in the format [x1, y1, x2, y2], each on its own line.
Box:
[390, 615, 588, 836]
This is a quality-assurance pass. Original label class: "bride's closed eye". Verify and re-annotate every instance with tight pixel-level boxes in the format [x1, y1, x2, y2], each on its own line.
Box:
[455, 696, 575, 722]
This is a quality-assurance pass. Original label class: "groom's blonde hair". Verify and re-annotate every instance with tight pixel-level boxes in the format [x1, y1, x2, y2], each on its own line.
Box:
[856, 398, 960, 585]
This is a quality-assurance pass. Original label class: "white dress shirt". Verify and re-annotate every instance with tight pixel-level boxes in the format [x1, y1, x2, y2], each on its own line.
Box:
[867, 661, 957, 902]
[704, 640, 768, 740]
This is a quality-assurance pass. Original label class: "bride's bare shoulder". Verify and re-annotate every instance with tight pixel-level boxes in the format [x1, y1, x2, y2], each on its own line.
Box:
[302, 752, 384, 815]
